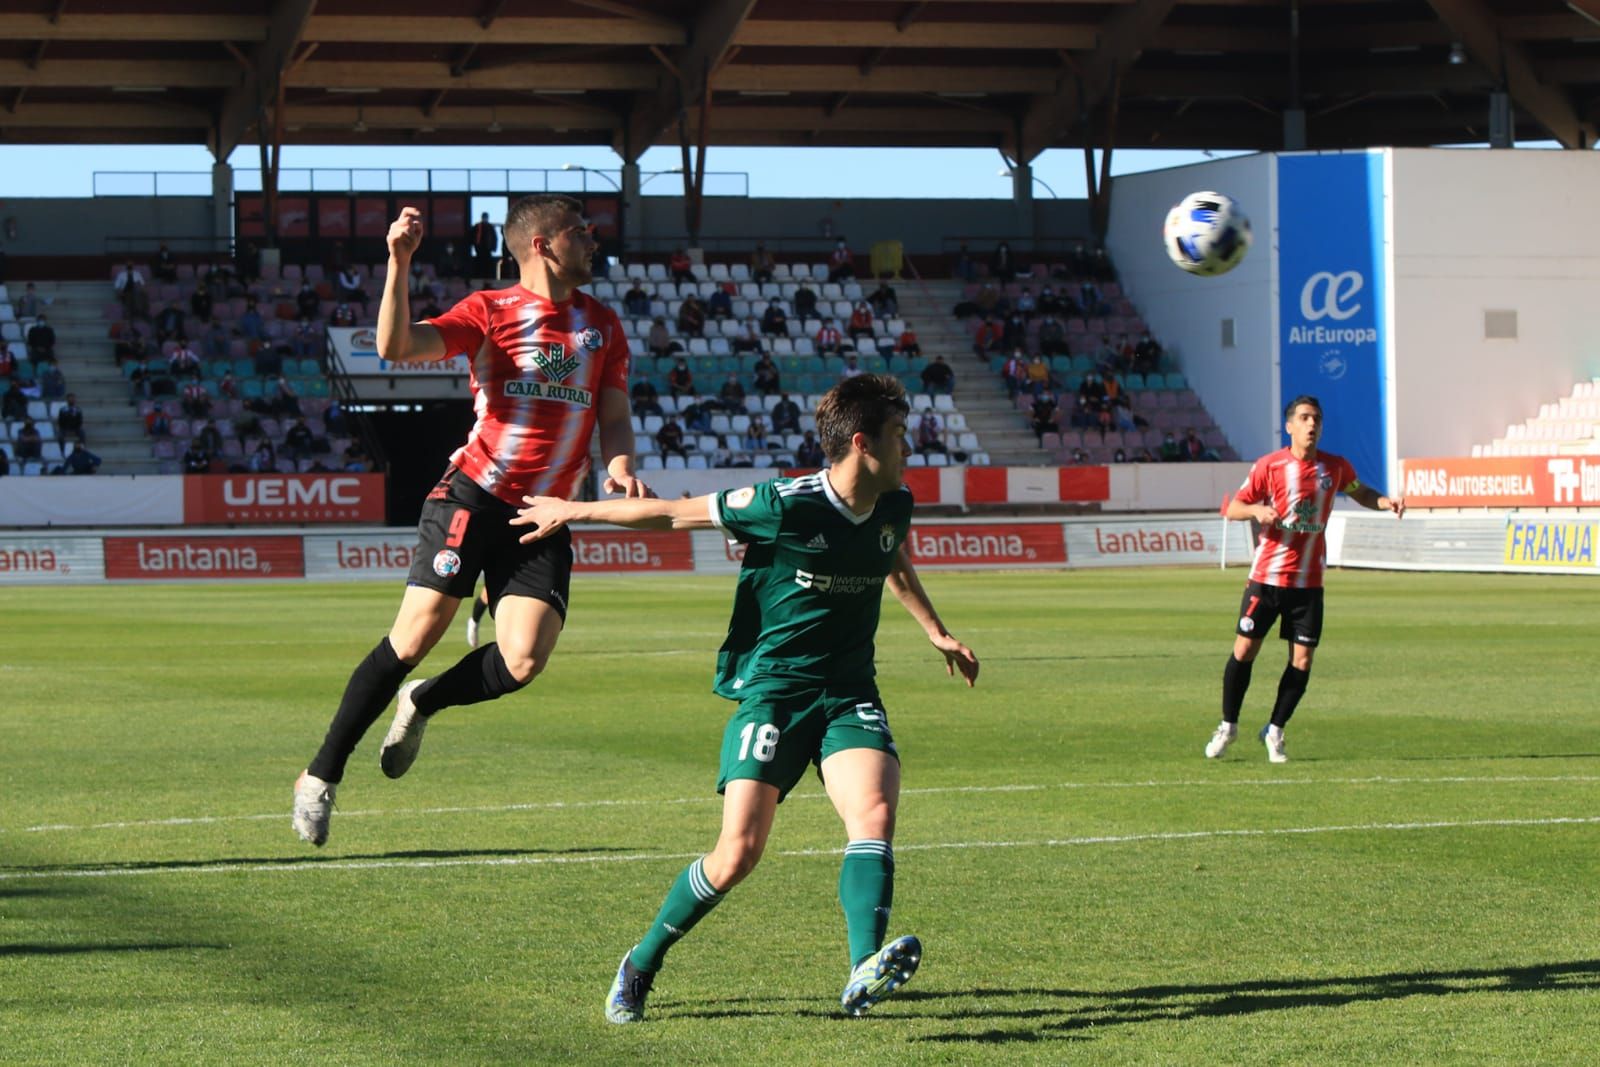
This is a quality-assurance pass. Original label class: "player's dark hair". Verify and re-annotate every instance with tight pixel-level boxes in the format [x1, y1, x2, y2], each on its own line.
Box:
[1284, 394, 1322, 419]
[815, 374, 910, 461]
[502, 194, 583, 266]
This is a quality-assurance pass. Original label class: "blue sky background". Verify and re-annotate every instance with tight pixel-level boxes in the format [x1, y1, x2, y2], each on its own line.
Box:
[0, 143, 1250, 201]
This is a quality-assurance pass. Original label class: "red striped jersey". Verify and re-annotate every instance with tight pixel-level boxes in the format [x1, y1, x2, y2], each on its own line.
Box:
[427, 286, 630, 506]
[1236, 447, 1360, 589]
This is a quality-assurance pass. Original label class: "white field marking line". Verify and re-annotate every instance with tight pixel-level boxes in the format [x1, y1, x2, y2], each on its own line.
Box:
[2, 815, 1596, 883]
[8, 774, 1599, 837]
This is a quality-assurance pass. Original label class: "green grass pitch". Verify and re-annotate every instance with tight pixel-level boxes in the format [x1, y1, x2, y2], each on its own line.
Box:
[1, 569, 1597, 1064]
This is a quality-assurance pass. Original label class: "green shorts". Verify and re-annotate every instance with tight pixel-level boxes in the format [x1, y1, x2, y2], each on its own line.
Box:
[716, 682, 900, 802]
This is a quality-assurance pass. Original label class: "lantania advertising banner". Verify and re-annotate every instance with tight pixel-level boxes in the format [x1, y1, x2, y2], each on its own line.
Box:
[1277, 152, 1391, 491]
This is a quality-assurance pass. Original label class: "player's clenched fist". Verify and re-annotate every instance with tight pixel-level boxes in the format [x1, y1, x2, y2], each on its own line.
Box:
[388, 206, 424, 262]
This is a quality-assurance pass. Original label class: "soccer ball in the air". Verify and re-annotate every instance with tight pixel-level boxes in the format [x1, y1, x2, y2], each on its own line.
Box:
[1163, 191, 1252, 277]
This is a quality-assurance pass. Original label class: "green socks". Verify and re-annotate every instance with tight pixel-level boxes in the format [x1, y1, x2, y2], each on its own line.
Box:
[631, 857, 725, 973]
[840, 839, 895, 967]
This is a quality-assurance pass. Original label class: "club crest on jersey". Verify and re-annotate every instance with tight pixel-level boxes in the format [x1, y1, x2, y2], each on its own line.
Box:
[531, 343, 581, 383]
[577, 326, 603, 351]
[879, 524, 897, 553]
[432, 549, 462, 578]
[1317, 472, 1335, 490]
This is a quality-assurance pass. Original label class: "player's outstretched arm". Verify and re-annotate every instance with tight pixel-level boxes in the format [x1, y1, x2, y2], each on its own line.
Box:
[887, 543, 979, 687]
[1346, 481, 1405, 518]
[1225, 495, 1279, 526]
[377, 206, 447, 364]
[513, 493, 716, 542]
[595, 387, 653, 498]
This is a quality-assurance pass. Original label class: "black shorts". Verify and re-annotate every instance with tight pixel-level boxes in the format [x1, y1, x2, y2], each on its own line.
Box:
[1235, 581, 1324, 647]
[406, 466, 573, 620]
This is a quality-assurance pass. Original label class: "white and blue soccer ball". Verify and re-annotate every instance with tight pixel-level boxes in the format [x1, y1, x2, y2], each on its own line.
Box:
[1163, 191, 1252, 277]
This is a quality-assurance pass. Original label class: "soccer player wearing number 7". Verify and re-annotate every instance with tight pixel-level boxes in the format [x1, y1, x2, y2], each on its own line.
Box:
[513, 374, 979, 1022]
[1206, 395, 1404, 763]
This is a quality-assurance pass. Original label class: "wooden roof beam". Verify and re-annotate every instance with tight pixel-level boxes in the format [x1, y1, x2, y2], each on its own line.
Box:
[213, 0, 317, 160]
[623, 0, 757, 162]
[1425, 0, 1595, 148]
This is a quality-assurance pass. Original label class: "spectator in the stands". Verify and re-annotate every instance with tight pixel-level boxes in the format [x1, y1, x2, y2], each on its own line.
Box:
[795, 429, 825, 468]
[470, 213, 497, 276]
[1135, 332, 1164, 375]
[991, 241, 1016, 284]
[921, 355, 955, 396]
[667, 356, 694, 398]
[126, 355, 155, 402]
[1001, 310, 1028, 353]
[1015, 286, 1036, 318]
[1038, 284, 1066, 316]
[815, 319, 844, 357]
[676, 294, 706, 338]
[1025, 354, 1053, 396]
[679, 394, 711, 433]
[197, 318, 227, 362]
[26, 313, 55, 369]
[846, 302, 875, 344]
[915, 411, 946, 456]
[1135, 446, 1156, 463]
[732, 317, 764, 354]
[331, 302, 357, 327]
[770, 392, 801, 435]
[283, 416, 316, 462]
[15, 281, 42, 319]
[893, 321, 920, 358]
[152, 242, 178, 283]
[1094, 334, 1118, 370]
[1030, 391, 1059, 444]
[296, 280, 320, 321]
[291, 318, 322, 360]
[623, 281, 651, 317]
[185, 283, 212, 324]
[145, 403, 171, 437]
[417, 292, 442, 320]
[838, 354, 863, 381]
[153, 301, 185, 344]
[630, 376, 662, 417]
[180, 378, 212, 419]
[323, 397, 346, 436]
[868, 276, 899, 318]
[1037, 314, 1066, 358]
[1183, 427, 1215, 462]
[56, 393, 85, 444]
[168, 335, 202, 378]
[238, 298, 265, 342]
[972, 315, 1003, 359]
[1160, 432, 1183, 462]
[194, 418, 224, 457]
[113, 316, 150, 364]
[669, 248, 696, 284]
[273, 375, 302, 418]
[647, 317, 674, 358]
[14, 417, 43, 461]
[717, 372, 747, 414]
[4, 380, 27, 420]
[741, 415, 771, 453]
[59, 443, 101, 475]
[38, 362, 65, 401]
[655, 413, 688, 459]
[437, 242, 467, 281]
[750, 242, 776, 284]
[953, 241, 976, 282]
[217, 371, 240, 402]
[182, 439, 212, 474]
[759, 300, 788, 338]
[827, 238, 855, 283]
[792, 281, 818, 321]
[341, 440, 370, 473]
[248, 437, 277, 473]
[114, 261, 149, 317]
[201, 264, 227, 305]
[0, 344, 16, 381]
[336, 265, 367, 305]
[706, 284, 733, 321]
[740, 352, 773, 395]
[252, 336, 282, 378]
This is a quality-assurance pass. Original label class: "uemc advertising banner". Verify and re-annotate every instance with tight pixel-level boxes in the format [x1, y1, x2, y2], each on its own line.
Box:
[1277, 152, 1390, 491]
[1400, 456, 1600, 509]
[329, 326, 473, 377]
[183, 474, 387, 525]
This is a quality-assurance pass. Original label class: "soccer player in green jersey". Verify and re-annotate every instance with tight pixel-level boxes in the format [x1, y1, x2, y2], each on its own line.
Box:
[513, 374, 979, 1022]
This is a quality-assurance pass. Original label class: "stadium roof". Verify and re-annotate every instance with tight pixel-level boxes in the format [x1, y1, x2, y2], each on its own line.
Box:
[0, 0, 1594, 160]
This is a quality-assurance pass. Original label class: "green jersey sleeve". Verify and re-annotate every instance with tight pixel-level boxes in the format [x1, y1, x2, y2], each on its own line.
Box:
[711, 479, 784, 544]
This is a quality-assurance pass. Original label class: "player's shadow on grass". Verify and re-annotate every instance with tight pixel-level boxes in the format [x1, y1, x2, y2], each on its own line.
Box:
[1387, 751, 1600, 762]
[909, 959, 1600, 1045]
[0, 941, 228, 958]
[0, 845, 638, 876]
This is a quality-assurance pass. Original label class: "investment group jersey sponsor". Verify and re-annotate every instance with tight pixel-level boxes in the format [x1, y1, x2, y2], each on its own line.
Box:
[1236, 447, 1360, 589]
[709, 474, 914, 698]
[427, 286, 630, 506]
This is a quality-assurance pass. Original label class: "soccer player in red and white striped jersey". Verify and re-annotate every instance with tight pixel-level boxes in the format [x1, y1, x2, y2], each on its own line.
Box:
[293, 196, 649, 846]
[1204, 396, 1404, 763]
